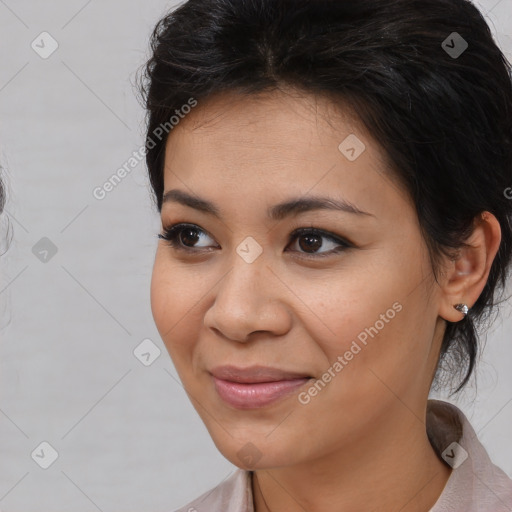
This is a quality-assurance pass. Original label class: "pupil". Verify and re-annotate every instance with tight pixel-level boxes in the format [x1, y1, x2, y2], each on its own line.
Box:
[182, 228, 199, 246]
[300, 234, 321, 253]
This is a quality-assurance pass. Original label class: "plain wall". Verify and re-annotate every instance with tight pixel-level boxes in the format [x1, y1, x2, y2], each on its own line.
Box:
[0, 0, 511, 510]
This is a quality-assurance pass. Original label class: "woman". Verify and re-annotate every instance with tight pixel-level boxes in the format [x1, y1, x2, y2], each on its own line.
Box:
[138, 0, 512, 510]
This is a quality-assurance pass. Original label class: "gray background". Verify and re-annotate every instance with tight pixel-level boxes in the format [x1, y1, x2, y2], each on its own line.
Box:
[0, 0, 511, 510]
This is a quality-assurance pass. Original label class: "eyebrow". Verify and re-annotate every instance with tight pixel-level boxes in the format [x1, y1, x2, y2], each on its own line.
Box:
[162, 189, 375, 220]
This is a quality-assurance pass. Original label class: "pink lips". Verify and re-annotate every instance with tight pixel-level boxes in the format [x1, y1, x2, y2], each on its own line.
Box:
[210, 365, 312, 409]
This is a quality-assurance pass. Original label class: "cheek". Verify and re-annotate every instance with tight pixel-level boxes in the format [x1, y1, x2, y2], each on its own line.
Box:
[306, 261, 421, 378]
[301, 268, 394, 340]
[150, 255, 172, 334]
[150, 253, 202, 361]
[316, 286, 433, 410]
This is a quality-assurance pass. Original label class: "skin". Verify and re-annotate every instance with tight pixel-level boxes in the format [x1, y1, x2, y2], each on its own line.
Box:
[150, 86, 501, 512]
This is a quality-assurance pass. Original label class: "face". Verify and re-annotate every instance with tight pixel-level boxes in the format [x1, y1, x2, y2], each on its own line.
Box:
[150, 88, 446, 469]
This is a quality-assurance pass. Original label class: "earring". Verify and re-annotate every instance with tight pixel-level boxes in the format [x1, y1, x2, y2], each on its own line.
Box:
[453, 303, 469, 316]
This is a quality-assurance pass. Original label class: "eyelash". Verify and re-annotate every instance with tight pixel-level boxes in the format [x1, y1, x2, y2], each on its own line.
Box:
[157, 223, 352, 259]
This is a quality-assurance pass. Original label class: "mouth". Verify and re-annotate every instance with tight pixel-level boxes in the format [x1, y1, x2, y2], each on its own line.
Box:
[209, 365, 313, 409]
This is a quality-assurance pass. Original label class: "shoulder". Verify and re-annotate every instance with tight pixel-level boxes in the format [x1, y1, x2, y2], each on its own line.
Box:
[173, 469, 253, 512]
[428, 399, 512, 512]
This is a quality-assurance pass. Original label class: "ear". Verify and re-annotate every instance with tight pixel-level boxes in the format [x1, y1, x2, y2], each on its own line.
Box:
[438, 211, 501, 322]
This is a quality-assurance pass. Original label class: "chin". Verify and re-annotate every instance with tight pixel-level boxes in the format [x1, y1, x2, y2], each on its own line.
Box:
[209, 432, 297, 471]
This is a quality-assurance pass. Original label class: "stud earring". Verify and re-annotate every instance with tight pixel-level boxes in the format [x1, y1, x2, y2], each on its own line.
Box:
[453, 303, 469, 316]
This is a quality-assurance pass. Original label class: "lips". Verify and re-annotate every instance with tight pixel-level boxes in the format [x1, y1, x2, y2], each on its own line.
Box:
[209, 365, 313, 409]
[209, 365, 312, 383]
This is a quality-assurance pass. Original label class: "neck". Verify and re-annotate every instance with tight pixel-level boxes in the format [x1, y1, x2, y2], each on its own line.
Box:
[252, 409, 453, 512]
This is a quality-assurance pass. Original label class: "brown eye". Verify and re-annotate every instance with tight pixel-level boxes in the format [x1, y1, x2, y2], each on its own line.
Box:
[176, 226, 201, 247]
[287, 228, 351, 258]
[158, 224, 351, 258]
[158, 224, 217, 252]
[297, 233, 323, 253]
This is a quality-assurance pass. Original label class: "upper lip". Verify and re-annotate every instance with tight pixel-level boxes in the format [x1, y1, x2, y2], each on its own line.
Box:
[210, 365, 312, 383]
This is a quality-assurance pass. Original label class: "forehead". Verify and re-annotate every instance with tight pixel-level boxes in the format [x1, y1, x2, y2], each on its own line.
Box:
[164, 88, 388, 177]
[168, 87, 365, 144]
[161, 88, 410, 224]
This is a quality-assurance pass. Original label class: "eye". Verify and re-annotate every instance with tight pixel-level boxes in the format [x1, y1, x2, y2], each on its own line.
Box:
[158, 223, 351, 258]
[158, 223, 217, 252]
[287, 227, 351, 258]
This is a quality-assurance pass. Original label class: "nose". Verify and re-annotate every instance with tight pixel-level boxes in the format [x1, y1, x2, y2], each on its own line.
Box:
[203, 251, 292, 343]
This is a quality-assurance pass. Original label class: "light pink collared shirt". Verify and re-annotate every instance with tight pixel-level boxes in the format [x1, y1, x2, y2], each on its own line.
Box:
[174, 399, 512, 512]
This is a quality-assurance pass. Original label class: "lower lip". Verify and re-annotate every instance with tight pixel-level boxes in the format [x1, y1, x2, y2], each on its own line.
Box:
[212, 376, 311, 409]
